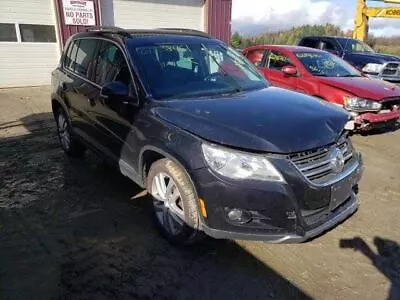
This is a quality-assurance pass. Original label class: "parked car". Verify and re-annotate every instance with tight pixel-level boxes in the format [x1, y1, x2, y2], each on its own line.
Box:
[298, 36, 400, 83]
[243, 45, 400, 131]
[51, 27, 363, 245]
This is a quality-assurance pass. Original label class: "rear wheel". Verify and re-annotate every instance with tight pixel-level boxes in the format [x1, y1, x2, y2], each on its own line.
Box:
[147, 158, 203, 245]
[55, 107, 85, 157]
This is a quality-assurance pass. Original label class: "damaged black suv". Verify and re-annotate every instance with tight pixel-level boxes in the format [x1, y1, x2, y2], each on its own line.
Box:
[51, 27, 363, 244]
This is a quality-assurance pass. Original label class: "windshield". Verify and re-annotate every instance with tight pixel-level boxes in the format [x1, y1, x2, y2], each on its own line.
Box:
[295, 52, 362, 77]
[338, 38, 375, 53]
[129, 42, 267, 100]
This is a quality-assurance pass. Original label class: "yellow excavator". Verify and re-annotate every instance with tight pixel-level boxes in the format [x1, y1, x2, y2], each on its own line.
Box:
[354, 0, 400, 41]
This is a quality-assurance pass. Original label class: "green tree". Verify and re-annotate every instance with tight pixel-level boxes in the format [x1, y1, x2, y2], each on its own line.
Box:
[231, 31, 243, 48]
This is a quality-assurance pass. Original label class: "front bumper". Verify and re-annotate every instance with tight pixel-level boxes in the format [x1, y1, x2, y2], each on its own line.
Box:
[191, 153, 363, 243]
[355, 109, 400, 129]
[202, 193, 359, 243]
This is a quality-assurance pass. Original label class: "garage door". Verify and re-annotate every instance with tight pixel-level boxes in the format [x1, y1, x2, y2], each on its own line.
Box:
[0, 0, 59, 88]
[113, 0, 204, 31]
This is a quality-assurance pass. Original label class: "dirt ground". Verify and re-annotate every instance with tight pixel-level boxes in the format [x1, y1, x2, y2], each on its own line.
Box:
[0, 87, 399, 300]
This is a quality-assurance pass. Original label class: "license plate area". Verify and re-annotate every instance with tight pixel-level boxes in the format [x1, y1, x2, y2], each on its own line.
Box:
[330, 177, 354, 210]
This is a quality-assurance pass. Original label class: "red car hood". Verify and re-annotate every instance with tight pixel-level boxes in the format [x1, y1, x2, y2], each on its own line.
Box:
[318, 77, 400, 101]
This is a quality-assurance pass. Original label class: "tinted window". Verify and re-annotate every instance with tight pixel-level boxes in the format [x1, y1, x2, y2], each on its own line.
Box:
[300, 38, 319, 48]
[94, 41, 131, 86]
[75, 39, 98, 78]
[0, 23, 17, 42]
[320, 40, 337, 52]
[129, 42, 266, 100]
[267, 51, 293, 70]
[246, 50, 265, 67]
[64, 40, 79, 72]
[20, 24, 56, 42]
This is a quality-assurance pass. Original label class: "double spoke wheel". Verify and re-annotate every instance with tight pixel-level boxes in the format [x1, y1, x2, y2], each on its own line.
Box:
[147, 159, 202, 244]
[151, 172, 185, 235]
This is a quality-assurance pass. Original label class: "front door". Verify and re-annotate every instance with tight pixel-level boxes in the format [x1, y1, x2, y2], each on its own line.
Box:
[88, 40, 139, 168]
[261, 50, 298, 90]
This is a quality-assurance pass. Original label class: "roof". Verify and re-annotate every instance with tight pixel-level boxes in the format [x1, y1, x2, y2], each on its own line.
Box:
[78, 26, 214, 39]
[301, 35, 353, 40]
[246, 45, 326, 53]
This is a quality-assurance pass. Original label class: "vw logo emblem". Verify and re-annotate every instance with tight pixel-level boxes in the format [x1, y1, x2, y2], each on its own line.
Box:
[330, 147, 345, 174]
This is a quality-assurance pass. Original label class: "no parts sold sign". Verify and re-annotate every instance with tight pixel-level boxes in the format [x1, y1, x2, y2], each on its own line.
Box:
[62, 0, 96, 26]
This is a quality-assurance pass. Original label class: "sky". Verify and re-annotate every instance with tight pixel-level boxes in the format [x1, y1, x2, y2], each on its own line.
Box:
[232, 0, 400, 37]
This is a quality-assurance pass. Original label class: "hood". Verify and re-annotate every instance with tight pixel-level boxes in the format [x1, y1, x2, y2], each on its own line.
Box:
[318, 77, 400, 100]
[152, 87, 348, 154]
[346, 52, 400, 64]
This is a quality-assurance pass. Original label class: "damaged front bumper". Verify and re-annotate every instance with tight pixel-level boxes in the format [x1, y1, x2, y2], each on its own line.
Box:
[354, 109, 400, 130]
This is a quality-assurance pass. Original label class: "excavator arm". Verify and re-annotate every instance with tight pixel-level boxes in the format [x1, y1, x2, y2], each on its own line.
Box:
[354, 0, 400, 41]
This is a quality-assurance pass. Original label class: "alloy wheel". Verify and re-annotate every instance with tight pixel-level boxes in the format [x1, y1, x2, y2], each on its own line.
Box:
[151, 172, 185, 235]
[57, 113, 71, 151]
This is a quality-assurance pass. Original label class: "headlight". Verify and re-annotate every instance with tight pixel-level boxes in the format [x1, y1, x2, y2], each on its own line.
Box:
[344, 96, 381, 112]
[362, 63, 384, 74]
[201, 143, 286, 182]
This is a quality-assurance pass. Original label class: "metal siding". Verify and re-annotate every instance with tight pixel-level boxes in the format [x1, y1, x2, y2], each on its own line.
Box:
[207, 0, 232, 43]
[0, 0, 59, 87]
[112, 0, 203, 31]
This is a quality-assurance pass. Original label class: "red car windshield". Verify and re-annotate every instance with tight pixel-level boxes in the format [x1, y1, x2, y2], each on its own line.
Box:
[295, 52, 362, 78]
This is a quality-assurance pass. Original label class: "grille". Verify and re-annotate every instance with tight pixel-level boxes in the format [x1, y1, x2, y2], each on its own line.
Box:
[382, 63, 400, 76]
[381, 97, 400, 110]
[289, 137, 353, 184]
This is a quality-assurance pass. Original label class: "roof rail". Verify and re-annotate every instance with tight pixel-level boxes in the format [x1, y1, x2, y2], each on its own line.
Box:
[156, 28, 212, 38]
[85, 26, 213, 39]
[86, 26, 131, 37]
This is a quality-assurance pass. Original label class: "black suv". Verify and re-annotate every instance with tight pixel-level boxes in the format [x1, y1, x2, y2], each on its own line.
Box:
[298, 36, 400, 83]
[51, 27, 363, 244]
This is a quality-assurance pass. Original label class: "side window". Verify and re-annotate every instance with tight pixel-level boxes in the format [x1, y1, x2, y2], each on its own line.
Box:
[64, 40, 79, 72]
[300, 38, 319, 48]
[267, 51, 293, 70]
[320, 40, 337, 52]
[75, 39, 98, 79]
[246, 50, 266, 67]
[94, 41, 131, 87]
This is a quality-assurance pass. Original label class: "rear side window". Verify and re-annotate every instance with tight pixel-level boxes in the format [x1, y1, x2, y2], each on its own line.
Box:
[320, 40, 337, 52]
[246, 49, 266, 67]
[64, 40, 79, 72]
[267, 50, 293, 70]
[300, 38, 319, 48]
[94, 41, 131, 86]
[75, 39, 98, 78]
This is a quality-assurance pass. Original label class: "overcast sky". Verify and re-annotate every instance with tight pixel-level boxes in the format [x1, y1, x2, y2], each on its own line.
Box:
[232, 0, 400, 37]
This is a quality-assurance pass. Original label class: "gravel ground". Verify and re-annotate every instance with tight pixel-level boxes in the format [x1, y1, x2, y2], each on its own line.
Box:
[0, 87, 399, 300]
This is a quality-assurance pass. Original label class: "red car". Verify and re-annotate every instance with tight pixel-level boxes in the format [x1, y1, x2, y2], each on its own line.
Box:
[243, 45, 400, 131]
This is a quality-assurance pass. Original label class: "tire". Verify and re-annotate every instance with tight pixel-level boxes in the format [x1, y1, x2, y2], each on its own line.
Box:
[55, 107, 86, 157]
[147, 158, 203, 245]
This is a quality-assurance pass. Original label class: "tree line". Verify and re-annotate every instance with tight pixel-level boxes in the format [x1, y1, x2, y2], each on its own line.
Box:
[231, 24, 400, 56]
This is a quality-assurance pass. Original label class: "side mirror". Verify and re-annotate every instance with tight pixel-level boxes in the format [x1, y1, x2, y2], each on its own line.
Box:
[281, 65, 298, 77]
[101, 81, 130, 101]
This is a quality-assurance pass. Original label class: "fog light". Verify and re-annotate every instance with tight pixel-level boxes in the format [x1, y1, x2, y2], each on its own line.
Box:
[226, 208, 252, 224]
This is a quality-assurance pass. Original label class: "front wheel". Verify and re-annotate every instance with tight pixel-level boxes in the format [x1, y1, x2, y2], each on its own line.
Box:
[147, 158, 203, 245]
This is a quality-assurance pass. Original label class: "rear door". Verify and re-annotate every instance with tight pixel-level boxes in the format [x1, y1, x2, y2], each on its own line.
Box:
[60, 38, 99, 139]
[262, 50, 298, 90]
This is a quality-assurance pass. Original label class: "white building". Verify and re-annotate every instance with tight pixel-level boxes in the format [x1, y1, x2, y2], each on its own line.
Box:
[0, 0, 232, 88]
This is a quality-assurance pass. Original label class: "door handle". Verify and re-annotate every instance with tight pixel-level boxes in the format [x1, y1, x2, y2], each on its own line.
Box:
[61, 82, 67, 91]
